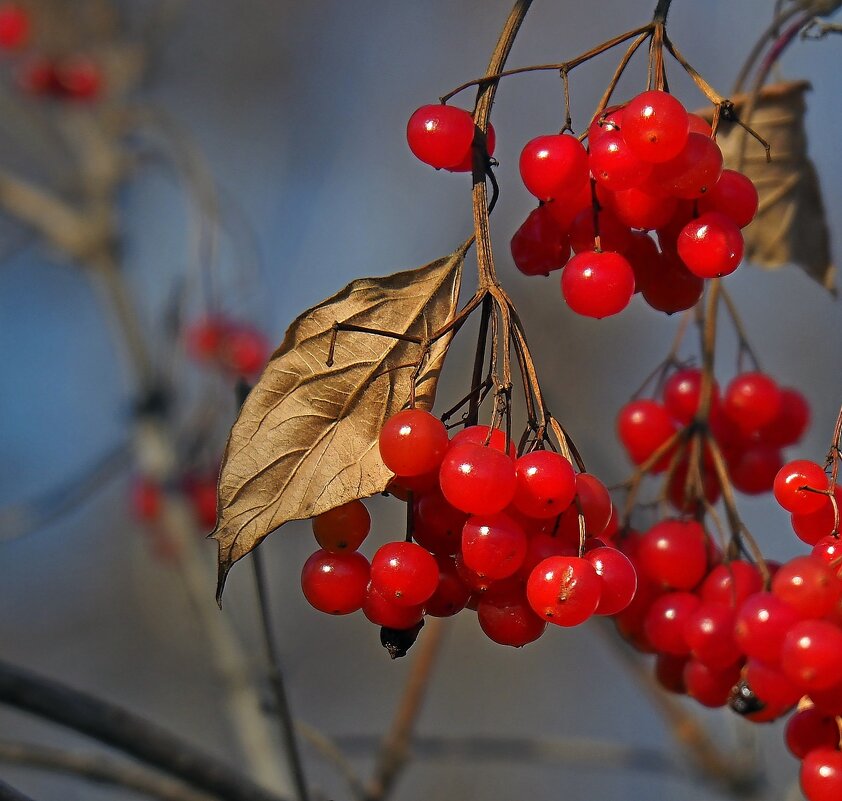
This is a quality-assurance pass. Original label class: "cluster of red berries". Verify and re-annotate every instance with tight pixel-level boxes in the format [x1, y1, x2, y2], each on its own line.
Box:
[511, 90, 758, 318]
[0, 3, 103, 101]
[185, 316, 271, 379]
[617, 367, 810, 504]
[299, 408, 639, 648]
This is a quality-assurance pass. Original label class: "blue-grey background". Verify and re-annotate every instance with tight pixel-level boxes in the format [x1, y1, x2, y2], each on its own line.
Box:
[1, 2, 841, 800]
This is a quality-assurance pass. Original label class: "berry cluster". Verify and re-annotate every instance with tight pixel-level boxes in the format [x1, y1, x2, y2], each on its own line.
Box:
[617, 367, 810, 504]
[185, 316, 271, 379]
[510, 90, 758, 318]
[299, 408, 639, 648]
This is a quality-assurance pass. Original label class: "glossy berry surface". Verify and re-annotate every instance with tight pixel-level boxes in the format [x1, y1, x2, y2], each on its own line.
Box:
[781, 619, 842, 690]
[698, 169, 759, 228]
[621, 90, 689, 163]
[439, 442, 517, 515]
[477, 589, 547, 646]
[512, 450, 576, 519]
[461, 513, 528, 580]
[734, 591, 801, 665]
[785, 708, 840, 759]
[425, 556, 472, 617]
[637, 519, 708, 590]
[723, 372, 781, 433]
[588, 129, 652, 191]
[526, 556, 601, 626]
[312, 499, 371, 553]
[362, 584, 425, 629]
[379, 409, 449, 477]
[800, 748, 842, 801]
[519, 134, 589, 201]
[644, 591, 700, 655]
[652, 132, 724, 198]
[663, 368, 719, 424]
[450, 425, 516, 458]
[586, 546, 637, 616]
[370, 541, 439, 607]
[301, 550, 370, 615]
[561, 250, 635, 319]
[511, 205, 570, 276]
[406, 104, 476, 169]
[773, 460, 830, 515]
[772, 555, 841, 618]
[677, 212, 744, 278]
[616, 399, 677, 468]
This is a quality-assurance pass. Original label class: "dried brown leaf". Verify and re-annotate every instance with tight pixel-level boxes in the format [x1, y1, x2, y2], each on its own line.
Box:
[212, 242, 470, 600]
[704, 81, 835, 293]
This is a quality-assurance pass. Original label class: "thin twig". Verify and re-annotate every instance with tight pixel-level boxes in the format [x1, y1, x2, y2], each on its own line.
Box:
[295, 722, 366, 801]
[0, 740, 216, 801]
[0, 660, 288, 801]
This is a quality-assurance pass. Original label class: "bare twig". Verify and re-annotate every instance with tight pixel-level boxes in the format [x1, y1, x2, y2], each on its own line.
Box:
[0, 660, 287, 801]
[0, 740, 216, 801]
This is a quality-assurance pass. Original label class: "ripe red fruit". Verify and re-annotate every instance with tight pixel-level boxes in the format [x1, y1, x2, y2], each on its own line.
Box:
[447, 122, 496, 172]
[219, 325, 270, 377]
[588, 129, 652, 191]
[312, 499, 371, 553]
[55, 56, 102, 100]
[510, 205, 571, 277]
[795, 487, 842, 546]
[512, 451, 576, 519]
[734, 591, 802, 665]
[477, 588, 547, 647]
[700, 561, 762, 608]
[379, 409, 449, 477]
[425, 556, 472, 617]
[461, 513, 528, 580]
[586, 546, 637, 616]
[785, 708, 841, 759]
[697, 169, 759, 228]
[186, 317, 227, 363]
[545, 182, 591, 231]
[363, 583, 425, 628]
[641, 250, 704, 314]
[623, 232, 660, 294]
[781, 619, 842, 691]
[450, 425, 516, 458]
[683, 659, 741, 708]
[587, 105, 624, 144]
[800, 748, 842, 801]
[561, 250, 635, 319]
[439, 442, 517, 515]
[413, 490, 467, 556]
[760, 386, 810, 447]
[0, 3, 29, 49]
[616, 399, 677, 469]
[663, 368, 720, 425]
[370, 541, 439, 607]
[609, 187, 677, 231]
[772, 555, 842, 618]
[569, 207, 634, 254]
[745, 659, 802, 708]
[643, 591, 701, 655]
[519, 134, 589, 201]
[526, 555, 601, 626]
[723, 372, 782, 433]
[677, 212, 744, 278]
[572, 473, 613, 537]
[730, 445, 783, 496]
[621, 90, 689, 164]
[301, 550, 370, 615]
[773, 460, 830, 515]
[651, 133, 724, 198]
[683, 602, 742, 669]
[655, 653, 689, 694]
[406, 104, 475, 169]
[637, 519, 709, 590]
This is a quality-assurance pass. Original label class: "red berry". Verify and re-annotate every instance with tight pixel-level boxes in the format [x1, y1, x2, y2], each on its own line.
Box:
[406, 104, 475, 169]
[655, 653, 689, 694]
[677, 212, 744, 278]
[588, 129, 652, 191]
[301, 550, 369, 615]
[516, 533, 576, 580]
[370, 541, 439, 607]
[774, 460, 830, 515]
[735, 591, 802, 665]
[621, 90, 689, 164]
[730, 445, 783, 496]
[439, 442, 517, 515]
[745, 659, 802, 708]
[683, 602, 742, 669]
[561, 250, 635, 319]
[616, 399, 677, 469]
[586, 546, 637, 616]
[131, 477, 162, 522]
[519, 134, 589, 201]
[186, 317, 227, 363]
[569, 207, 634, 254]
[651, 133, 724, 199]
[572, 473, 613, 537]
[663, 368, 719, 425]
[796, 488, 842, 546]
[684, 659, 742, 708]
[55, 56, 102, 100]
[526, 555, 601, 626]
[641, 250, 704, 314]
[700, 560, 763, 608]
[0, 3, 29, 49]
[697, 169, 759, 228]
[785, 708, 841, 759]
[219, 325, 270, 377]
[760, 387, 811, 448]
[461, 513, 528, 580]
[450, 425, 516, 458]
[687, 113, 713, 136]
[772, 555, 842, 618]
[477, 587, 547, 646]
[587, 105, 624, 144]
[425, 556, 472, 617]
[723, 372, 782, 434]
[379, 409, 449, 477]
[510, 205, 571, 277]
[544, 182, 591, 231]
[413, 490, 467, 556]
[644, 591, 700, 654]
[512, 451, 576, 519]
[638, 519, 709, 590]
[801, 749, 842, 801]
[363, 583, 425, 628]
[447, 122, 496, 172]
[781, 619, 842, 691]
[312, 499, 370, 553]
[609, 186, 677, 231]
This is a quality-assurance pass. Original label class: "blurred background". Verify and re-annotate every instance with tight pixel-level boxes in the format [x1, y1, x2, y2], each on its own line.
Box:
[1, 1, 841, 800]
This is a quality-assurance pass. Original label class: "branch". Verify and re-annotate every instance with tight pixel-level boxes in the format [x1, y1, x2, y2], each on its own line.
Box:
[0, 740, 216, 801]
[0, 660, 288, 801]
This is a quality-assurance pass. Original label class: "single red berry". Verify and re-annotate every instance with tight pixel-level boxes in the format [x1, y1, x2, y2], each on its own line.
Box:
[785, 708, 841, 759]
[772, 555, 842, 618]
[700, 561, 763, 608]
[651, 133, 724, 198]
[18, 57, 58, 95]
[643, 591, 701, 654]
[512, 451, 576, 519]
[446, 122, 496, 172]
[406, 104, 475, 169]
[616, 399, 677, 469]
[362, 583, 425, 628]
[588, 129, 652, 191]
[812, 533, 842, 566]
[683, 659, 742, 708]
[801, 749, 842, 801]
[219, 325, 271, 377]
[526, 555, 601, 626]
[744, 658, 801, 708]
[730, 445, 783, 496]
[516, 533, 576, 580]
[519, 134, 589, 201]
[683, 602, 742, 669]
[637, 519, 709, 591]
[797, 488, 842, 546]
[697, 169, 759, 229]
[379, 409, 449, 477]
[0, 3, 29, 49]
[477, 587, 547, 647]
[723, 372, 782, 434]
[569, 207, 634, 254]
[760, 387, 810, 448]
[425, 556, 472, 617]
[439, 442, 517, 515]
[544, 182, 591, 231]
[312, 500, 370, 553]
[572, 473, 613, 537]
[608, 186, 677, 231]
[641, 250, 704, 314]
[781, 619, 842, 691]
[449, 425, 516, 458]
[621, 90, 689, 164]
[185, 317, 227, 363]
[586, 546, 637, 616]
[734, 591, 802, 665]
[413, 490, 467, 556]
[510, 205, 571, 277]
[561, 250, 635, 319]
[655, 653, 689, 694]
[774, 460, 830, 515]
[461, 512, 528, 580]
[687, 113, 713, 136]
[677, 212, 744, 278]
[188, 479, 219, 529]
[370, 541, 439, 607]
[663, 368, 720, 425]
[587, 105, 624, 144]
[301, 550, 370, 615]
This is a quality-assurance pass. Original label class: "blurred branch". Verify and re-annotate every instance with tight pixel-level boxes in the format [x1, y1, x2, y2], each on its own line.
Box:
[0, 780, 36, 801]
[0, 659, 288, 801]
[0, 740, 216, 801]
[296, 722, 366, 801]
